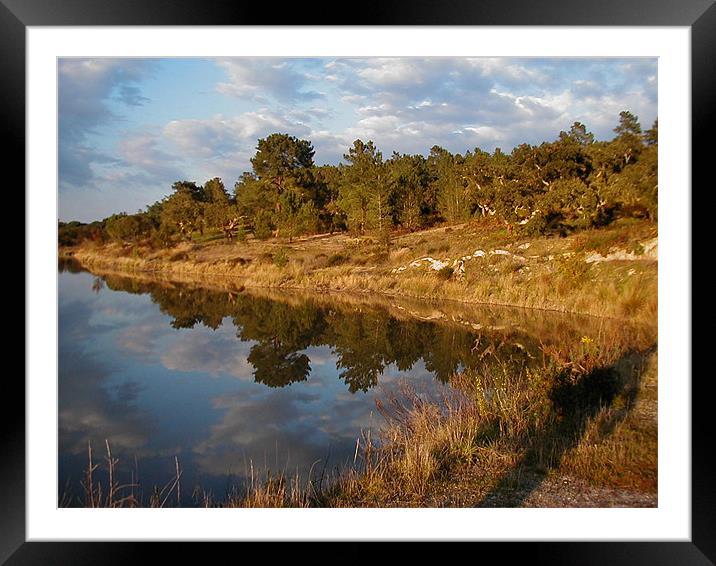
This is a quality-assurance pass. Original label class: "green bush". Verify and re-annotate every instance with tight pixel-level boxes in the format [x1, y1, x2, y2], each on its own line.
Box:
[234, 225, 247, 242]
[326, 252, 349, 267]
[253, 210, 274, 240]
[150, 225, 175, 249]
[273, 248, 289, 268]
[428, 242, 450, 254]
[436, 266, 454, 280]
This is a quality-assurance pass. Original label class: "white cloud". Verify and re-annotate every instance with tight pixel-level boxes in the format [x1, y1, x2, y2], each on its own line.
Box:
[341, 94, 366, 105]
[118, 133, 182, 179]
[160, 331, 256, 380]
[355, 58, 429, 87]
[214, 58, 322, 102]
[165, 112, 303, 156]
[160, 111, 314, 183]
[59, 58, 155, 188]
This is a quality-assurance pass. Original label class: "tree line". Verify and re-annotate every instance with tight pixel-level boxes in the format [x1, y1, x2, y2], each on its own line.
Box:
[59, 111, 657, 247]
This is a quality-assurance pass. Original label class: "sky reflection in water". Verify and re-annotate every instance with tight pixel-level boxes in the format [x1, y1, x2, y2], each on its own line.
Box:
[58, 267, 598, 506]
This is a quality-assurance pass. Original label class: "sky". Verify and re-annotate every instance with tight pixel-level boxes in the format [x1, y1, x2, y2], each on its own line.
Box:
[58, 57, 657, 222]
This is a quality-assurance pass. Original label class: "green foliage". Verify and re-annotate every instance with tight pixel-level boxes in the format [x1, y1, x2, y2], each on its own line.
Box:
[60, 110, 658, 246]
[599, 144, 657, 220]
[253, 210, 274, 240]
[203, 178, 237, 231]
[245, 134, 320, 239]
[568, 121, 595, 146]
[234, 172, 269, 218]
[233, 223, 247, 243]
[388, 152, 430, 230]
[204, 177, 229, 204]
[296, 201, 320, 235]
[150, 223, 175, 249]
[436, 266, 454, 280]
[377, 227, 392, 251]
[104, 213, 153, 242]
[429, 146, 472, 224]
[159, 181, 205, 239]
[644, 119, 658, 146]
[611, 111, 644, 168]
[339, 139, 390, 234]
[251, 133, 315, 181]
[58, 220, 106, 246]
[326, 252, 349, 267]
[273, 247, 289, 268]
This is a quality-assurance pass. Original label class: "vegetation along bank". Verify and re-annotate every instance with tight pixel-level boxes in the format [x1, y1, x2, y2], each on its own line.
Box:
[60, 112, 658, 322]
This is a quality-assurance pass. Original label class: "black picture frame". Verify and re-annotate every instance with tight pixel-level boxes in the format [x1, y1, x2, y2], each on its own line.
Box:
[9, 0, 708, 561]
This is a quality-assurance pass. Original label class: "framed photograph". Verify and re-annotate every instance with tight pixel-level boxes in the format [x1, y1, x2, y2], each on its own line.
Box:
[11, 0, 709, 561]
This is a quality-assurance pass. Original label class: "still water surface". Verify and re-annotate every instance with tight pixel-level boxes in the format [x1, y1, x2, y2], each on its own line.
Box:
[58, 262, 608, 506]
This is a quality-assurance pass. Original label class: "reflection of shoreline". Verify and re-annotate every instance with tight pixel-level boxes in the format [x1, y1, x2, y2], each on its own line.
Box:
[60, 247, 653, 323]
[71, 266, 656, 394]
[60, 259, 653, 351]
[58, 269, 657, 508]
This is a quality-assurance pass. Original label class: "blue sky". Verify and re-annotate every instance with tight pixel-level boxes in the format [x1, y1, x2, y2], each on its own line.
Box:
[58, 57, 657, 222]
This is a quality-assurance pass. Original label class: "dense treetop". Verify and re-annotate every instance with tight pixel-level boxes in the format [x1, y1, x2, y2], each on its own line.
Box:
[59, 112, 657, 247]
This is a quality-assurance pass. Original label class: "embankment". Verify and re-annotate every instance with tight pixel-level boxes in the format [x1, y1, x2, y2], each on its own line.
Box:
[61, 220, 658, 323]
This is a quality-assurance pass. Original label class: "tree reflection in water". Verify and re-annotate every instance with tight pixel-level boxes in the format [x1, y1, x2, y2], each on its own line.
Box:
[95, 272, 617, 394]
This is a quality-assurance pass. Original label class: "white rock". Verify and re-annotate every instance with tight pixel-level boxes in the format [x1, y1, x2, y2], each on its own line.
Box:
[429, 259, 448, 270]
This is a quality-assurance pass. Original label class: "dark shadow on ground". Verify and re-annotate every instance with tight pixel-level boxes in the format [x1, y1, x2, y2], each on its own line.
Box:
[477, 346, 655, 507]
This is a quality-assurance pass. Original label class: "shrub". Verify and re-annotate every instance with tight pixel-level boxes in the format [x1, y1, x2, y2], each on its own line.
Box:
[428, 242, 450, 254]
[436, 266, 454, 280]
[273, 248, 289, 268]
[326, 252, 349, 267]
[555, 255, 591, 285]
[253, 210, 274, 240]
[150, 225, 175, 249]
[234, 225, 247, 242]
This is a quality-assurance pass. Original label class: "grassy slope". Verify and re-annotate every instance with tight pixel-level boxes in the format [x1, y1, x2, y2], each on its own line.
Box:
[65, 217, 658, 324]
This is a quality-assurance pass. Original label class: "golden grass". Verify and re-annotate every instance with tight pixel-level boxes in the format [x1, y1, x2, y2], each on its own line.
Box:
[65, 344, 656, 508]
[63, 218, 658, 323]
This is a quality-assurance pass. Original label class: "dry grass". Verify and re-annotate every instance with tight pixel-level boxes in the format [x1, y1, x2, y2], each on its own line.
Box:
[64, 218, 658, 323]
[64, 341, 656, 508]
[555, 352, 657, 491]
[323, 327, 657, 507]
[332, 367, 651, 507]
[63, 440, 182, 508]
